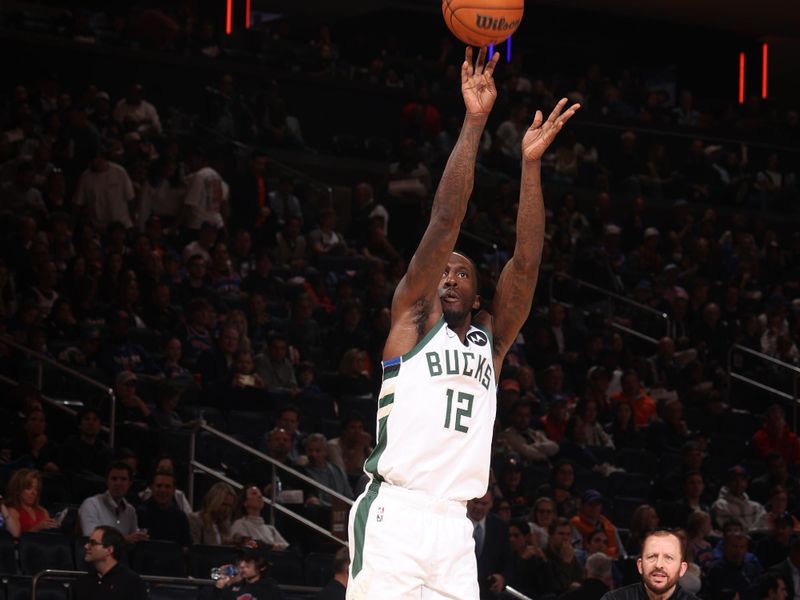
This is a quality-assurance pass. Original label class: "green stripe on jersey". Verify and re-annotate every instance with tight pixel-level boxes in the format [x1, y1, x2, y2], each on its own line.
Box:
[351, 479, 381, 578]
[364, 415, 389, 478]
[402, 316, 445, 362]
[378, 393, 394, 408]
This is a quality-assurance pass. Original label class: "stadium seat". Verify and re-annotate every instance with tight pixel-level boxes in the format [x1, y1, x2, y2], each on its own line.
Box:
[18, 532, 74, 575]
[614, 448, 659, 477]
[303, 552, 335, 586]
[188, 544, 238, 579]
[7, 576, 69, 600]
[0, 531, 17, 575]
[607, 472, 652, 499]
[227, 410, 270, 447]
[148, 584, 200, 600]
[130, 540, 186, 577]
[266, 550, 304, 585]
[573, 467, 609, 496]
[612, 495, 648, 528]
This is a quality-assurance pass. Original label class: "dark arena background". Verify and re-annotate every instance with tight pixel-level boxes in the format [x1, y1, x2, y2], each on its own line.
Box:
[0, 0, 799, 598]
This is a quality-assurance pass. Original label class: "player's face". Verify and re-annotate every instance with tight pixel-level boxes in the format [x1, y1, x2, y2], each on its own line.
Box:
[637, 534, 687, 596]
[439, 254, 479, 326]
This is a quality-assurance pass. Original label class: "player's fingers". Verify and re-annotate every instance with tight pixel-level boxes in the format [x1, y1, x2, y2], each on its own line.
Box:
[484, 51, 500, 77]
[475, 46, 487, 73]
[546, 98, 569, 124]
[530, 110, 543, 130]
[463, 47, 474, 78]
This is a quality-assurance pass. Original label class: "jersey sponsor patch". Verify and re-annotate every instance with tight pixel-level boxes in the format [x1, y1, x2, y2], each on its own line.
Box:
[466, 330, 488, 346]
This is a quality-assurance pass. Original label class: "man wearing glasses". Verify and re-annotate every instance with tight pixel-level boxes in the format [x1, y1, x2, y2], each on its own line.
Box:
[75, 525, 146, 599]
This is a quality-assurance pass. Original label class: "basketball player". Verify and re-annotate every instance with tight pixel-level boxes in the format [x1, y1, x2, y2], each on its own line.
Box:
[347, 47, 580, 600]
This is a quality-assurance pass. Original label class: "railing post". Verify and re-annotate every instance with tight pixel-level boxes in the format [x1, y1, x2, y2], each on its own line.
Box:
[270, 463, 277, 526]
[188, 426, 197, 508]
[108, 388, 116, 448]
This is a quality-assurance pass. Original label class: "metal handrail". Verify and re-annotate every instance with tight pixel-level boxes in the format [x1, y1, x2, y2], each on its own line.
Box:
[550, 273, 669, 341]
[193, 423, 354, 506]
[0, 335, 117, 446]
[189, 423, 353, 547]
[0, 373, 111, 435]
[191, 459, 347, 547]
[32, 569, 322, 598]
[505, 586, 535, 600]
[727, 343, 800, 428]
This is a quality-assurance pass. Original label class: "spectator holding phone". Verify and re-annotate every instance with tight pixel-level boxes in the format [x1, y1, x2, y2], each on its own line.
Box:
[5, 469, 57, 536]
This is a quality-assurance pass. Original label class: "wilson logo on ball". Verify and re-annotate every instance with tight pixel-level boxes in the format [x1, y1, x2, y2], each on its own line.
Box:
[474, 15, 521, 32]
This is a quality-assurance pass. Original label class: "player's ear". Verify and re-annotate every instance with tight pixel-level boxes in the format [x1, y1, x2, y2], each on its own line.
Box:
[472, 294, 481, 310]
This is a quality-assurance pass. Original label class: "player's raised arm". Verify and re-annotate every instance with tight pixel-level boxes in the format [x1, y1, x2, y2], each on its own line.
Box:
[489, 98, 580, 369]
[389, 47, 500, 329]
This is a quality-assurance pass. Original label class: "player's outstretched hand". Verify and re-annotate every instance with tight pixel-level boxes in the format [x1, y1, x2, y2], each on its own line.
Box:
[461, 47, 500, 117]
[521, 98, 581, 162]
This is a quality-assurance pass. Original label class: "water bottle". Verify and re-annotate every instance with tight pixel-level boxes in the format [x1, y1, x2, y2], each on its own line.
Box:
[210, 565, 238, 580]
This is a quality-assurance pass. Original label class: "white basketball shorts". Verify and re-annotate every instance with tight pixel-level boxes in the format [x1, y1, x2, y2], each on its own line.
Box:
[347, 480, 479, 600]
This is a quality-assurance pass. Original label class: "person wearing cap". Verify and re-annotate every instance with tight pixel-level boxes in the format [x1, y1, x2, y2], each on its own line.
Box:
[711, 466, 768, 532]
[570, 490, 625, 559]
[113, 370, 156, 429]
[501, 400, 559, 466]
[214, 540, 284, 599]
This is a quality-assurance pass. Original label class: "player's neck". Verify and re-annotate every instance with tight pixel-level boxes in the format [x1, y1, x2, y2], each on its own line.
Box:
[443, 315, 472, 341]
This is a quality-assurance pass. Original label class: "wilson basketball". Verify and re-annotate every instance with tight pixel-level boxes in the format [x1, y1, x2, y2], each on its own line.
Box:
[442, 0, 523, 47]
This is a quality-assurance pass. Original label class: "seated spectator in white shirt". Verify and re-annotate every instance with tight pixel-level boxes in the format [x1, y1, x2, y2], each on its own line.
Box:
[230, 485, 289, 550]
[78, 462, 149, 544]
[72, 148, 135, 231]
[112, 83, 162, 135]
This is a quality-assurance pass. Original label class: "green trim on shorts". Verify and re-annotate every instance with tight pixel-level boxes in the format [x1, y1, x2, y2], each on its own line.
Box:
[402, 316, 445, 362]
[364, 414, 389, 478]
[351, 479, 381, 578]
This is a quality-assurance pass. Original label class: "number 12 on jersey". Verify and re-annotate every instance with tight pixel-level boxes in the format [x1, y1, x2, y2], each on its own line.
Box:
[444, 388, 474, 433]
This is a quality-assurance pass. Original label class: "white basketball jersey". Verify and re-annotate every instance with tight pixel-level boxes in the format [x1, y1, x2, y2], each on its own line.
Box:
[364, 317, 497, 501]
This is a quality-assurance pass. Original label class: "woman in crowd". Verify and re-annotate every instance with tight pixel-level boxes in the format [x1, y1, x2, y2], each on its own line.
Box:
[230, 485, 289, 550]
[189, 482, 236, 545]
[5, 469, 57, 536]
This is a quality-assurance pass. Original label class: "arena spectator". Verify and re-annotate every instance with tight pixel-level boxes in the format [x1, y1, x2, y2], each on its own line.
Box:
[213, 540, 285, 599]
[501, 400, 559, 465]
[188, 482, 236, 545]
[136, 469, 192, 547]
[611, 369, 657, 428]
[506, 518, 546, 598]
[316, 546, 349, 600]
[528, 496, 556, 548]
[137, 456, 192, 514]
[570, 490, 626, 559]
[562, 552, 613, 600]
[712, 466, 768, 532]
[11, 406, 59, 472]
[255, 334, 299, 395]
[544, 517, 584, 595]
[78, 462, 148, 543]
[75, 526, 147, 599]
[60, 407, 112, 477]
[112, 83, 162, 134]
[752, 404, 800, 466]
[72, 148, 135, 231]
[230, 485, 289, 549]
[468, 490, 511, 600]
[197, 325, 240, 395]
[5, 468, 57, 536]
[182, 149, 228, 231]
[706, 531, 763, 597]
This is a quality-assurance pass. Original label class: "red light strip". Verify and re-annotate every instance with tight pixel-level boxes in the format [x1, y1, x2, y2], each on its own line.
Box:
[762, 43, 768, 99]
[226, 0, 233, 35]
[738, 52, 745, 104]
[246, 0, 252, 29]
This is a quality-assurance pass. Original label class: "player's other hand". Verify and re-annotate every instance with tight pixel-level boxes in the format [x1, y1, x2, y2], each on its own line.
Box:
[461, 47, 500, 118]
[522, 98, 581, 162]
[488, 573, 505, 593]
